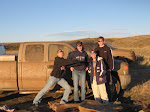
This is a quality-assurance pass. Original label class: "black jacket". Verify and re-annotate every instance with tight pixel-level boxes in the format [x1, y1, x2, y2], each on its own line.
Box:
[94, 45, 114, 70]
[51, 57, 80, 78]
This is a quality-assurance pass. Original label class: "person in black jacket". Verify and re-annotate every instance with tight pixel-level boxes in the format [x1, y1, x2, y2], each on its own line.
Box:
[94, 36, 114, 101]
[94, 36, 114, 71]
[33, 49, 81, 106]
[88, 50, 109, 104]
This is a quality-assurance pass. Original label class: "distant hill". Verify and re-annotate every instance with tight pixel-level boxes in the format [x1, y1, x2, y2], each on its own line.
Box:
[1, 35, 150, 64]
[64, 35, 150, 59]
[64, 35, 150, 49]
[1, 35, 150, 50]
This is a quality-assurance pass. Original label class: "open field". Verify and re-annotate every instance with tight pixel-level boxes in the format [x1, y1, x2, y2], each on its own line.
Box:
[0, 35, 150, 112]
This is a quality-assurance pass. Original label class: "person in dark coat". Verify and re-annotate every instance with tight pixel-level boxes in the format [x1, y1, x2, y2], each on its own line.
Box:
[94, 36, 114, 71]
[88, 50, 109, 104]
[94, 36, 114, 101]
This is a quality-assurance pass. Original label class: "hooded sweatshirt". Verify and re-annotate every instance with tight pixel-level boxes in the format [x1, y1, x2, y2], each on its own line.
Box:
[67, 50, 88, 71]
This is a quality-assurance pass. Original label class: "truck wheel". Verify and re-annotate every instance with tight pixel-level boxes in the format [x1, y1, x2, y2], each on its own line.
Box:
[106, 74, 121, 102]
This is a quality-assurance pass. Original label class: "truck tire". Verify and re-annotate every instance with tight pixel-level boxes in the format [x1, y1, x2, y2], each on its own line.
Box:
[106, 73, 121, 102]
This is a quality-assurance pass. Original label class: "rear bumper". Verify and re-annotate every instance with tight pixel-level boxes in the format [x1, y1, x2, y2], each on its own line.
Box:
[119, 74, 131, 89]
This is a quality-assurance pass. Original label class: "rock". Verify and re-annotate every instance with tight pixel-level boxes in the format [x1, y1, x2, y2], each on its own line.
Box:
[79, 100, 117, 112]
[48, 100, 118, 112]
[113, 101, 121, 105]
[48, 102, 80, 112]
[139, 108, 150, 112]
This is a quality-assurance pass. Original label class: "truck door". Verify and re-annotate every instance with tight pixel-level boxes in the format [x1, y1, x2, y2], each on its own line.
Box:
[18, 44, 47, 92]
[46, 44, 74, 88]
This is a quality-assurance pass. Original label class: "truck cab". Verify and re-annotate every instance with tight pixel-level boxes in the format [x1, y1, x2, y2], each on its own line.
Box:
[17, 42, 75, 94]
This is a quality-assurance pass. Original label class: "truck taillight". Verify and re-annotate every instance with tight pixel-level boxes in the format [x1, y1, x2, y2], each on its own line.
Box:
[123, 65, 129, 75]
[124, 65, 128, 70]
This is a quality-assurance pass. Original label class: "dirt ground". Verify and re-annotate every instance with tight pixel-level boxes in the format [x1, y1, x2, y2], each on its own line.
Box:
[0, 59, 150, 112]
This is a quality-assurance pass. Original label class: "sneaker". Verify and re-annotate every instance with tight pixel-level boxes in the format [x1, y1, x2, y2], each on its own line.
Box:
[80, 100, 87, 105]
[74, 101, 80, 104]
[0, 105, 14, 112]
[95, 98, 103, 103]
[103, 102, 110, 105]
[33, 103, 39, 107]
[60, 100, 67, 104]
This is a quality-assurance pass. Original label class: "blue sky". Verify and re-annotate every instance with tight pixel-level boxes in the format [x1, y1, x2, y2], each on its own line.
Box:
[0, 0, 150, 43]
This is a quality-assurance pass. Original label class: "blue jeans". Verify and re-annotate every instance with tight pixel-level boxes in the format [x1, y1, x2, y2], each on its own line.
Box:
[72, 70, 86, 101]
[33, 76, 71, 104]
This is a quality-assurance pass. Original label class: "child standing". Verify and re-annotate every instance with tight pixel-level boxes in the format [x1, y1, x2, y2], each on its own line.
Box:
[88, 50, 109, 104]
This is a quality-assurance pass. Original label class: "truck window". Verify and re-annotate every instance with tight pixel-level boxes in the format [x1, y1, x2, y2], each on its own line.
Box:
[48, 44, 72, 61]
[25, 44, 44, 61]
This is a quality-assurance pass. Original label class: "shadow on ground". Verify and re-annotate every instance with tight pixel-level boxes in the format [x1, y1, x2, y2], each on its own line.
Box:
[128, 57, 150, 89]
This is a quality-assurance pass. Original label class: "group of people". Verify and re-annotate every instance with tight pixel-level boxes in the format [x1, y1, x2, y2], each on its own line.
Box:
[33, 36, 114, 106]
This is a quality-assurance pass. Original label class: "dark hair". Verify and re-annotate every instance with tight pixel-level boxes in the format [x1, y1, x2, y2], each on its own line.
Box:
[75, 41, 84, 50]
[98, 36, 104, 41]
[76, 41, 82, 45]
[57, 49, 64, 53]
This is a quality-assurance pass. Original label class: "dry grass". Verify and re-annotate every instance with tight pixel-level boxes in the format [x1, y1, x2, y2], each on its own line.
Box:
[105, 35, 150, 66]
[124, 80, 150, 109]
[1, 43, 20, 50]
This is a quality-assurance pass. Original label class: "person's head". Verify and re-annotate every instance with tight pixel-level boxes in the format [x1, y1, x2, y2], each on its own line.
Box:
[76, 41, 84, 52]
[98, 36, 105, 46]
[57, 49, 64, 58]
[91, 50, 97, 59]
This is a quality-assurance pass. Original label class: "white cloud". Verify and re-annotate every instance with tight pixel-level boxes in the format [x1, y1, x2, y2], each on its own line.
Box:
[45, 30, 90, 36]
[111, 28, 129, 30]
[44, 30, 149, 41]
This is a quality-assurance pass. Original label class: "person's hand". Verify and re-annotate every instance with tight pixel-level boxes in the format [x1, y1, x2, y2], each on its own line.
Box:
[99, 78, 103, 82]
[70, 67, 75, 72]
[107, 69, 111, 72]
[85, 67, 88, 71]
[61, 66, 65, 70]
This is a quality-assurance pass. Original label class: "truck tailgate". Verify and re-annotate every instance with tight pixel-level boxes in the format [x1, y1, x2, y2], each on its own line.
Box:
[0, 56, 18, 91]
[0, 55, 15, 61]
